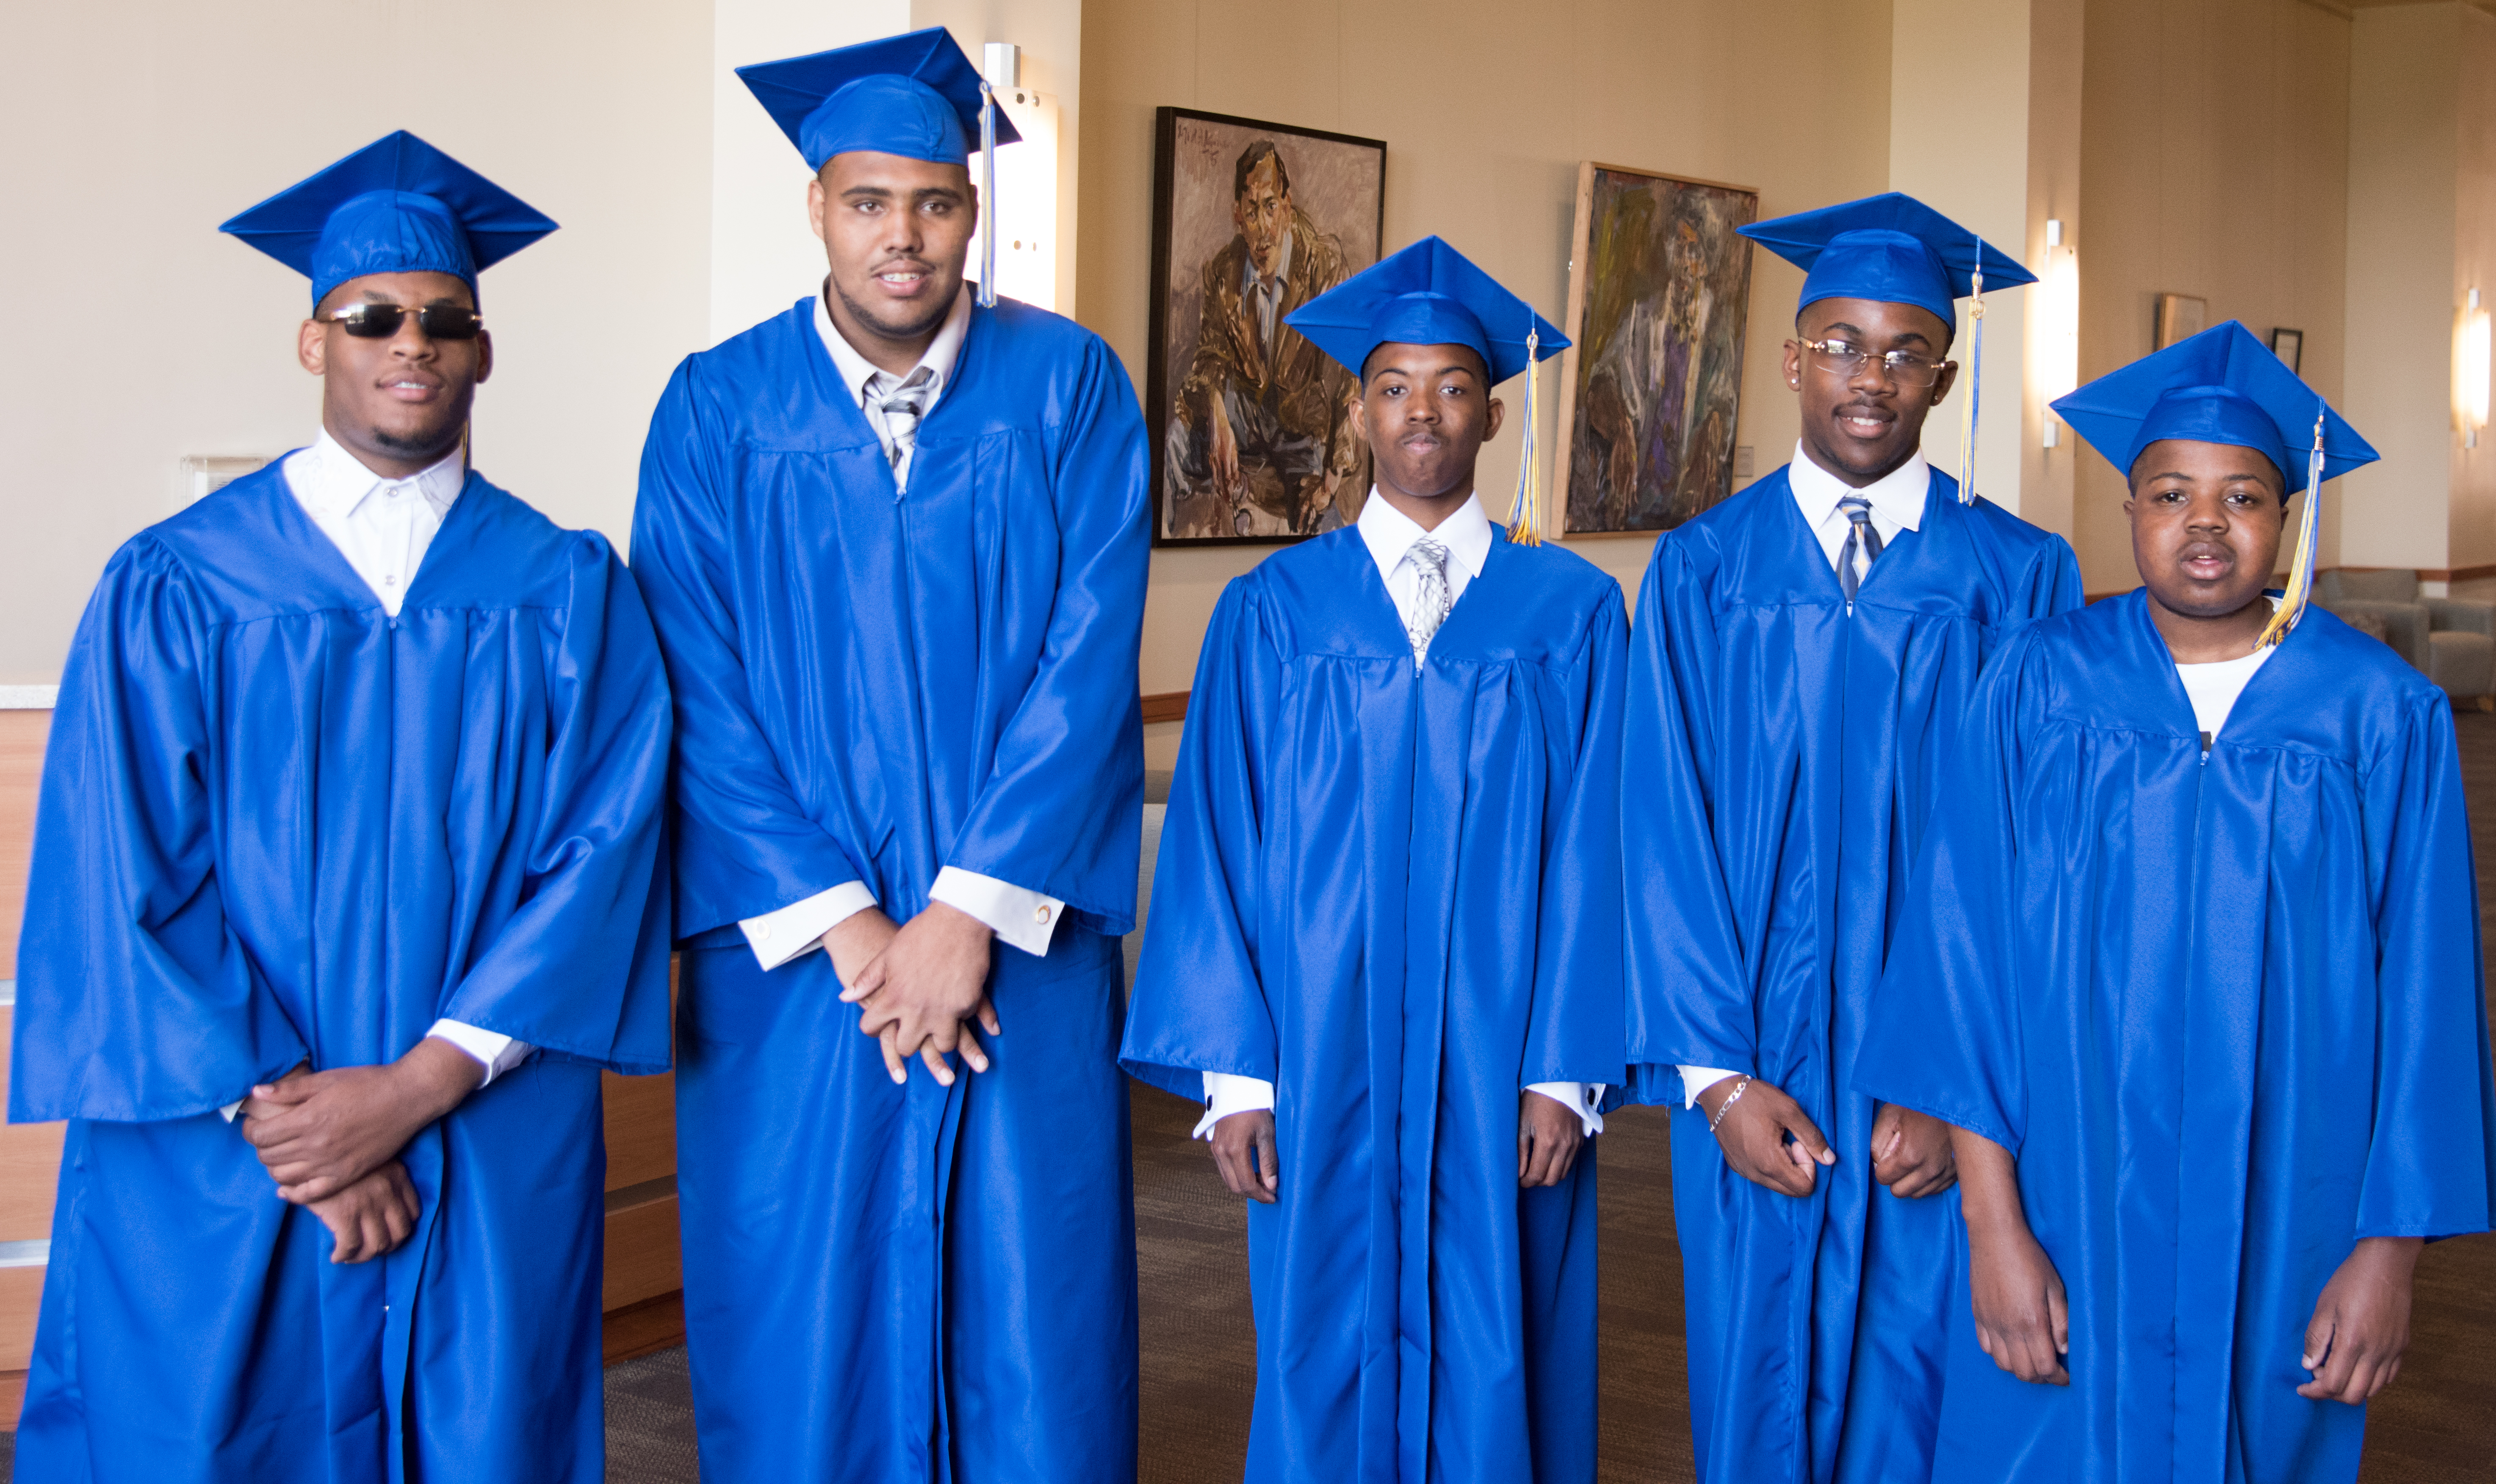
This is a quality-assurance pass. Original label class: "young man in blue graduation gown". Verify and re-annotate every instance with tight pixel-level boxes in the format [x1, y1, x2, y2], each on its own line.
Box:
[1123, 237, 1626, 1484]
[629, 30, 1148, 1484]
[1856, 321, 2496, 1484]
[9, 132, 675, 1483]
[1623, 193, 2084, 1484]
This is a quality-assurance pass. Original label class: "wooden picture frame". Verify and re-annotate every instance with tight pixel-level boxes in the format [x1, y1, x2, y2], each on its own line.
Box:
[2155, 292, 2209, 350]
[1146, 108, 1387, 546]
[2271, 326, 2304, 374]
[1551, 161, 1760, 538]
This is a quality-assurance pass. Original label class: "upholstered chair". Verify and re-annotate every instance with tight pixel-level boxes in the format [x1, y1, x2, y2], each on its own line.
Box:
[2313, 569, 2496, 707]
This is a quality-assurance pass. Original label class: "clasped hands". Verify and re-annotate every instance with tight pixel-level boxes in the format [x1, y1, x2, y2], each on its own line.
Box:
[1696, 1075, 1956, 1200]
[237, 1038, 485, 1266]
[830, 902, 999, 1086]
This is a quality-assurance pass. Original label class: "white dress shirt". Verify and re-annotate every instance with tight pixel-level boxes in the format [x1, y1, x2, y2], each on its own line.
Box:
[1673, 445, 1936, 1111]
[1198, 491, 1602, 1141]
[216, 432, 536, 1103]
[738, 285, 1064, 975]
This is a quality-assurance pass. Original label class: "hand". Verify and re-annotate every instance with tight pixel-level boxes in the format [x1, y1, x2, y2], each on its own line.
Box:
[1519, 1091, 1586, 1188]
[1209, 1108, 1279, 1203]
[241, 1040, 484, 1203]
[1956, 1128, 2069, 1385]
[2298, 1236, 2422, 1403]
[841, 901, 997, 1086]
[1696, 1075, 1836, 1197]
[825, 907, 899, 990]
[1870, 1103, 1959, 1198]
[1207, 400, 1242, 497]
[304, 1160, 421, 1264]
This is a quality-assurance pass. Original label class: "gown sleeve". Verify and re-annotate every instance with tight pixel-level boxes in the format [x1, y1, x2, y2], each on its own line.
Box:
[2021, 532, 2086, 623]
[630, 360, 875, 940]
[1522, 585, 1630, 1090]
[1849, 627, 2048, 1155]
[432, 535, 675, 1075]
[1622, 531, 1759, 1097]
[1120, 580, 1278, 1101]
[11, 541, 309, 1123]
[941, 334, 1151, 936]
[2353, 690, 2496, 1239]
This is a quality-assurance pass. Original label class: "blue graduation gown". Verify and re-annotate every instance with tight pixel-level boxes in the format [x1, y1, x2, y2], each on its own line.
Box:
[1623, 464, 2082, 1484]
[630, 296, 1149, 1484]
[1122, 529, 1627, 1484]
[10, 467, 675, 1484]
[1854, 595, 2496, 1484]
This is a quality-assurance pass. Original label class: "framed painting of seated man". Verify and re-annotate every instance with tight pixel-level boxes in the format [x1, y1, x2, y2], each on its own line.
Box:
[1148, 107, 1385, 544]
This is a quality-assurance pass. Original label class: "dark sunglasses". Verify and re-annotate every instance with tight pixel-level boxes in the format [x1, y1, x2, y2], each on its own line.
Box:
[318, 303, 484, 340]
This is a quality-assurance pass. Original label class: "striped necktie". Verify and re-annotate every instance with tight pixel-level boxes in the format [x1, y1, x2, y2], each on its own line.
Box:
[1837, 494, 1883, 602]
[1405, 536, 1454, 661]
[874, 367, 934, 475]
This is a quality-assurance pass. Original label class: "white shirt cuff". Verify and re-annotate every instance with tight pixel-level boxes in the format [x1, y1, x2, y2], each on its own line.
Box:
[1680, 1065, 1743, 1110]
[741, 881, 880, 971]
[1527, 1081, 1607, 1137]
[929, 866, 1064, 958]
[1192, 1071, 1276, 1139]
[427, 1019, 534, 1088]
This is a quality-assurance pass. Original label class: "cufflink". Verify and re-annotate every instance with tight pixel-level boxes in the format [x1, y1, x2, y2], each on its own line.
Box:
[1034, 905, 1052, 924]
[757, 923, 772, 939]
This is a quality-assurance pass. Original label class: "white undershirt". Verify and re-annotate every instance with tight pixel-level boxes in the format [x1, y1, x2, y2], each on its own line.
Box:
[1197, 491, 1603, 1141]
[739, 285, 1063, 974]
[1675, 445, 1936, 1111]
[2176, 644, 2276, 749]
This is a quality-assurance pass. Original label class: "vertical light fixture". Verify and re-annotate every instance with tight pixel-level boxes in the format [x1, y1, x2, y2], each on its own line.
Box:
[968, 42, 1062, 311]
[2038, 218, 2080, 448]
[2459, 287, 2490, 450]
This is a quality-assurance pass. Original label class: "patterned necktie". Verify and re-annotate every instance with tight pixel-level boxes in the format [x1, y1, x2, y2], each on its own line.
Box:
[1405, 536, 1454, 660]
[875, 367, 934, 474]
[1837, 494, 1884, 602]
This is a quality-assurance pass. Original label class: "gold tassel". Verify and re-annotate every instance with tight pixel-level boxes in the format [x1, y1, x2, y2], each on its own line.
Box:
[1507, 325, 1544, 546]
[1956, 246, 1985, 506]
[2256, 411, 2330, 649]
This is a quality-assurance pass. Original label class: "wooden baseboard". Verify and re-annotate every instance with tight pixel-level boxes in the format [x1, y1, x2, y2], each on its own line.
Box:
[603, 1290, 686, 1366]
[1141, 691, 1189, 725]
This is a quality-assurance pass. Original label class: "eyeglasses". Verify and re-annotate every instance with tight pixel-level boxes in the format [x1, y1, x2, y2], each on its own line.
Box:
[1792, 337, 1949, 387]
[318, 303, 484, 341]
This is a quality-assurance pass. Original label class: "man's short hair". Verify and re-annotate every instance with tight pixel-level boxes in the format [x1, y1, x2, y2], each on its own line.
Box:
[1234, 140, 1292, 202]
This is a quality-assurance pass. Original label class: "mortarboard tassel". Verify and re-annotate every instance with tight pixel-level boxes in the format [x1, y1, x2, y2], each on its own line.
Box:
[1507, 322, 1544, 546]
[1956, 232, 1984, 506]
[2256, 410, 2330, 649]
[977, 80, 999, 309]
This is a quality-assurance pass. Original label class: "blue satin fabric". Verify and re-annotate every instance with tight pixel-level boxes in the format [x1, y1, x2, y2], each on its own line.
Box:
[1123, 531, 1627, 1484]
[10, 467, 675, 1482]
[630, 296, 1148, 1483]
[1855, 594, 2496, 1484]
[1623, 464, 2082, 1484]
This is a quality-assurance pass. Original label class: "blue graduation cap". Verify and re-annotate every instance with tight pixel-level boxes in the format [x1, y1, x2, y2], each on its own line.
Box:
[219, 131, 557, 309]
[1286, 236, 1570, 544]
[736, 27, 1018, 171]
[1738, 191, 2035, 328]
[1286, 236, 1567, 386]
[2050, 320, 2376, 496]
[2054, 320, 2380, 649]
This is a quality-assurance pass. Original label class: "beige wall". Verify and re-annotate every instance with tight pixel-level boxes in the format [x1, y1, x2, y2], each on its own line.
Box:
[0, 0, 716, 685]
[2071, 0, 2352, 592]
[1080, 0, 1900, 712]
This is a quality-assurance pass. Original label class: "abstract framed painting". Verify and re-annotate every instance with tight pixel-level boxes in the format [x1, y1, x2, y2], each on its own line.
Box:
[1552, 161, 1759, 537]
[1146, 107, 1386, 546]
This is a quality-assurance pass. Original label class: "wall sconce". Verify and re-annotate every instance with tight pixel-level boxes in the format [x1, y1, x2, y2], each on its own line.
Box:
[2038, 218, 2079, 449]
[2459, 287, 2490, 450]
[970, 42, 1061, 311]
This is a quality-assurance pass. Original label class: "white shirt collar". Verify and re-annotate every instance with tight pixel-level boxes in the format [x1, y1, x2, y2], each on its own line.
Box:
[291, 428, 465, 523]
[1357, 488, 1494, 587]
[1786, 439, 1930, 534]
[814, 282, 972, 408]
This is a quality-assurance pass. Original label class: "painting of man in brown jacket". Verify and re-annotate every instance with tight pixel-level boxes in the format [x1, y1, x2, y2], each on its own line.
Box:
[1165, 140, 1369, 538]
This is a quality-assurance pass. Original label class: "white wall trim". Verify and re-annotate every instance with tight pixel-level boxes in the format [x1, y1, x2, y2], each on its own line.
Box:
[0, 685, 58, 710]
